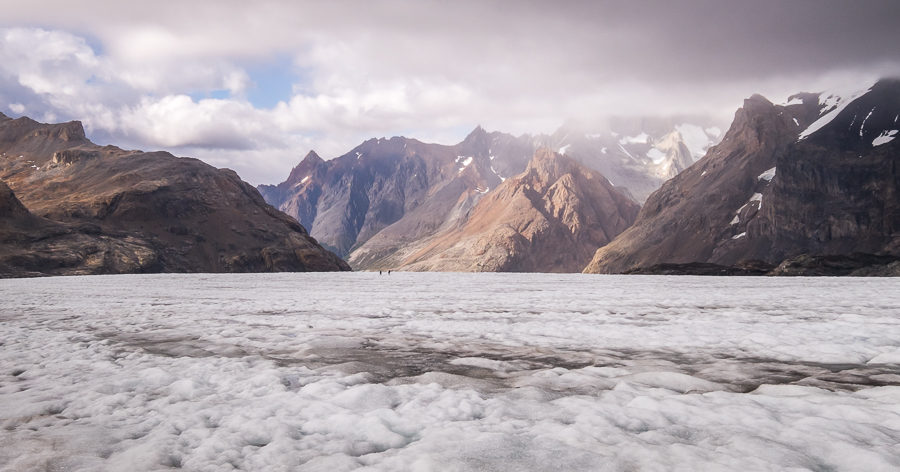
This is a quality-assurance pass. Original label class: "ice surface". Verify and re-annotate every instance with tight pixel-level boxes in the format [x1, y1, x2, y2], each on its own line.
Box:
[558, 144, 571, 155]
[1, 273, 899, 471]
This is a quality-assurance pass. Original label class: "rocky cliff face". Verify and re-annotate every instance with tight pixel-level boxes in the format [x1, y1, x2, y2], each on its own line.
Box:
[0, 115, 349, 277]
[260, 118, 721, 269]
[351, 149, 640, 272]
[259, 127, 537, 259]
[585, 79, 900, 274]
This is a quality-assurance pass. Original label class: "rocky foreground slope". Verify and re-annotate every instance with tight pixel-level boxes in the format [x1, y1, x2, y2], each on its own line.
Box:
[585, 79, 900, 274]
[0, 113, 348, 277]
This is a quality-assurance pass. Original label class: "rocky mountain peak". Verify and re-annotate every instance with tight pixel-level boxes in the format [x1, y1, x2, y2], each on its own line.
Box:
[301, 150, 323, 164]
[585, 79, 900, 274]
[0, 116, 90, 159]
[459, 125, 491, 149]
[523, 148, 577, 185]
[736, 94, 776, 123]
[1, 113, 349, 276]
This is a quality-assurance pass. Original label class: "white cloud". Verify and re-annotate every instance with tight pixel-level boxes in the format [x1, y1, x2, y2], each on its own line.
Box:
[8, 103, 25, 114]
[0, 1, 898, 184]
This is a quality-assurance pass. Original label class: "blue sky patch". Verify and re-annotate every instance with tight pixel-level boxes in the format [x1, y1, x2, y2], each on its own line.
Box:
[245, 55, 299, 109]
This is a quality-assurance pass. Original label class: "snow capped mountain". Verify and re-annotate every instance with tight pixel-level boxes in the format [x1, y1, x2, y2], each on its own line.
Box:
[585, 78, 900, 274]
[539, 117, 724, 202]
[259, 114, 724, 270]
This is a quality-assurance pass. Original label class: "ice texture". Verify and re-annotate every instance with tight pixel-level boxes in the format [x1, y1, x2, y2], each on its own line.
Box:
[1, 273, 899, 471]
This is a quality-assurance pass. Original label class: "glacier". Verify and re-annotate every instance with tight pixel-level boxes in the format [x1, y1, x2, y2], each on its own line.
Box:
[1, 273, 898, 471]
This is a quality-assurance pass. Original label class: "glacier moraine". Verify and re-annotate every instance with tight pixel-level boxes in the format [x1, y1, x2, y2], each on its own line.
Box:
[1, 273, 899, 471]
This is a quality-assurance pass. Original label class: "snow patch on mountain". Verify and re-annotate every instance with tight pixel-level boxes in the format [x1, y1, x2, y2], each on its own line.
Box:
[799, 87, 871, 140]
[618, 132, 649, 145]
[675, 124, 717, 159]
[646, 147, 666, 164]
[758, 167, 776, 182]
[750, 192, 763, 210]
[872, 130, 898, 147]
[490, 165, 505, 182]
[860, 107, 876, 137]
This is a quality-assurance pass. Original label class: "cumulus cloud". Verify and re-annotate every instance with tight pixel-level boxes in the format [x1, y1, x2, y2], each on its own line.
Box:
[1, 0, 899, 183]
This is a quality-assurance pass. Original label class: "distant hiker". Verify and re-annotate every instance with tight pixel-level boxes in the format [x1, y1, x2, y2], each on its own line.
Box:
[388, 270, 392, 275]
[379, 270, 382, 275]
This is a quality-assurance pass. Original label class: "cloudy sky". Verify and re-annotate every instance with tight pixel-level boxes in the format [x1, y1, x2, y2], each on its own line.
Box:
[1, 0, 899, 184]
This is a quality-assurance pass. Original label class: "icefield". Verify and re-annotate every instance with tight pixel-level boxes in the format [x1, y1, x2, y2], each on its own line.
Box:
[1, 273, 899, 471]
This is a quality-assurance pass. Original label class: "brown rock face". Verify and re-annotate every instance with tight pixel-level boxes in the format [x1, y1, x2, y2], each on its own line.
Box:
[259, 127, 537, 260]
[585, 79, 900, 274]
[1, 115, 349, 277]
[352, 149, 640, 272]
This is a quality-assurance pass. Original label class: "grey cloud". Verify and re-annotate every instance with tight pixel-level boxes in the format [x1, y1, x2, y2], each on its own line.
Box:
[1, 0, 899, 184]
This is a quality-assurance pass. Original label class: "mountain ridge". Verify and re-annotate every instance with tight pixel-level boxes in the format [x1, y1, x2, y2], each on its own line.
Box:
[585, 79, 900, 274]
[1, 115, 349, 277]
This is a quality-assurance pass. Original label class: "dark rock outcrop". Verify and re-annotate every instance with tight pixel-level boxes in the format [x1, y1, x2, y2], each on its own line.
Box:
[623, 260, 775, 276]
[1, 115, 349, 277]
[769, 253, 900, 276]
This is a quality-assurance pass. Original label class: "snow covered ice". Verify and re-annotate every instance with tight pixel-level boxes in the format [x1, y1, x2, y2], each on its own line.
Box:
[1, 273, 899, 471]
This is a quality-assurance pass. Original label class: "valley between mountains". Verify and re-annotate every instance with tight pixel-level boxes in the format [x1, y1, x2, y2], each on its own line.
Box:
[2, 79, 899, 277]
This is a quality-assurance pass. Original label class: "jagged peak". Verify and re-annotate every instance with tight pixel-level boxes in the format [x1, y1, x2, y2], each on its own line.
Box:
[0, 111, 9, 121]
[531, 147, 558, 162]
[462, 124, 489, 142]
[524, 147, 577, 178]
[301, 150, 323, 163]
[744, 93, 774, 108]
[58, 120, 87, 141]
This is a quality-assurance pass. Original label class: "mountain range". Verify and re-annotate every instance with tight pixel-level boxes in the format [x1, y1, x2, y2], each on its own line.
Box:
[259, 118, 718, 271]
[2, 79, 898, 277]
